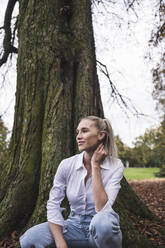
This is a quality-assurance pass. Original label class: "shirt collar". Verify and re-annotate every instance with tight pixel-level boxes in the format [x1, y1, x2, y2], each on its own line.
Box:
[100, 156, 111, 170]
[75, 152, 85, 170]
[76, 152, 111, 170]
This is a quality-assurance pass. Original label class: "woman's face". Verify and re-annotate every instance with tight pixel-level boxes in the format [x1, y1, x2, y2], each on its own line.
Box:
[76, 119, 104, 152]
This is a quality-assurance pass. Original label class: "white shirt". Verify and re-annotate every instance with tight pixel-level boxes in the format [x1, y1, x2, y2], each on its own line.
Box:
[47, 152, 124, 227]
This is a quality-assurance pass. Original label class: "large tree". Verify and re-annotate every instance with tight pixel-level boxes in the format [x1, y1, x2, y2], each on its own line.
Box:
[151, 0, 165, 178]
[150, 1, 165, 116]
[0, 0, 161, 247]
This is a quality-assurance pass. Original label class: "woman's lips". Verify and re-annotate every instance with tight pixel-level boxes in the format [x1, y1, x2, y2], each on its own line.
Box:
[77, 142, 85, 145]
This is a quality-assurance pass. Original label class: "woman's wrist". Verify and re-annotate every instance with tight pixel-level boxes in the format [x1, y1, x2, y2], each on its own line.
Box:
[55, 237, 67, 248]
[91, 162, 101, 169]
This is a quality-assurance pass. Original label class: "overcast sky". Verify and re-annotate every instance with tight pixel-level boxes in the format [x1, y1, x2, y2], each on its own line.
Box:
[0, 0, 161, 147]
[93, 0, 160, 146]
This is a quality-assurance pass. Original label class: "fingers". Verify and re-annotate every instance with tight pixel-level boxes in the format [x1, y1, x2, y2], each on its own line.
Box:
[91, 143, 108, 165]
[97, 143, 104, 150]
[97, 143, 107, 155]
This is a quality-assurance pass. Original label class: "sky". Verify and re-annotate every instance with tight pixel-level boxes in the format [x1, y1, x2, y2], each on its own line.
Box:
[93, 0, 160, 146]
[0, 0, 161, 147]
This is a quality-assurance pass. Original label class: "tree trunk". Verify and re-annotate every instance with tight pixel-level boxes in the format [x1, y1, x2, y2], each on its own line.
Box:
[0, 1, 157, 247]
[0, 0, 103, 236]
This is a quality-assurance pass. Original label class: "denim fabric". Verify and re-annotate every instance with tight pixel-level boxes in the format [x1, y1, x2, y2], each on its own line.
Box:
[20, 208, 122, 248]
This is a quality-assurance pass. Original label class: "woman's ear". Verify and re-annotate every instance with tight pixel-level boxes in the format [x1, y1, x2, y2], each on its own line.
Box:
[98, 131, 106, 142]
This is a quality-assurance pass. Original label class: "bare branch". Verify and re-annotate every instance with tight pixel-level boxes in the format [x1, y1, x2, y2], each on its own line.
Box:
[126, 0, 137, 10]
[97, 60, 146, 118]
[0, 0, 18, 67]
[0, 95, 15, 119]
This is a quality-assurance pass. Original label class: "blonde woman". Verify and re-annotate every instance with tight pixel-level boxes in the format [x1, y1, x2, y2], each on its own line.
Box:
[20, 116, 124, 248]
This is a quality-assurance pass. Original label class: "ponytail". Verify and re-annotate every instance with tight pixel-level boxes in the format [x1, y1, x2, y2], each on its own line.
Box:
[80, 116, 118, 158]
[103, 118, 118, 158]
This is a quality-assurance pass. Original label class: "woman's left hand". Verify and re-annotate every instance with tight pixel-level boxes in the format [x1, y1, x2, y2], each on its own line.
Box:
[91, 143, 108, 167]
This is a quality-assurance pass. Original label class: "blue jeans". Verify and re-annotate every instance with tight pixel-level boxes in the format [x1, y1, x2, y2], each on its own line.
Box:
[20, 208, 122, 248]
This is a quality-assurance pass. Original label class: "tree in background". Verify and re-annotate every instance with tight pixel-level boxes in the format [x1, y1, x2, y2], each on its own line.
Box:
[115, 135, 130, 166]
[154, 120, 165, 176]
[133, 128, 159, 168]
[150, 1, 165, 176]
[117, 124, 165, 169]
[133, 125, 165, 168]
[151, 0, 165, 119]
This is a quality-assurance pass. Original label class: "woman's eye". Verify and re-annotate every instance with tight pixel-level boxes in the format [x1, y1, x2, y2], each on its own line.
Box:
[82, 129, 88, 133]
[76, 129, 89, 134]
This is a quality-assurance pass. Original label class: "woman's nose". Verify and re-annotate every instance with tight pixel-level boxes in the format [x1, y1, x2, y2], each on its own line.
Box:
[76, 132, 81, 140]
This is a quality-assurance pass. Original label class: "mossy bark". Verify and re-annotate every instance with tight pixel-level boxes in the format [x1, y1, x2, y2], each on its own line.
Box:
[0, 0, 103, 237]
[0, 0, 157, 247]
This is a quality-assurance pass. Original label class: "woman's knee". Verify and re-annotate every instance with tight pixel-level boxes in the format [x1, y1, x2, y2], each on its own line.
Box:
[19, 232, 35, 248]
[90, 209, 120, 231]
[19, 222, 54, 248]
[89, 209, 122, 248]
[19, 227, 42, 248]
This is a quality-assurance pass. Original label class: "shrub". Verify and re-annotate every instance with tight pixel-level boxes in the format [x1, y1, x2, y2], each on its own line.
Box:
[155, 165, 165, 177]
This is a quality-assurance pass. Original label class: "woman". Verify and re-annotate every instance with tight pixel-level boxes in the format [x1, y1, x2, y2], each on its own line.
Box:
[20, 116, 124, 248]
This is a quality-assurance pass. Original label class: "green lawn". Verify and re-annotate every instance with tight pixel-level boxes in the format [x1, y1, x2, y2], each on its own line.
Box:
[124, 167, 160, 180]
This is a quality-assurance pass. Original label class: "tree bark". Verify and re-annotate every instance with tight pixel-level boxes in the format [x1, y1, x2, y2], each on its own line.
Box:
[0, 0, 103, 237]
[0, 0, 157, 247]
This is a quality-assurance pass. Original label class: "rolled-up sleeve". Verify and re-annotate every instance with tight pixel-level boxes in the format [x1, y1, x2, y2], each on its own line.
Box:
[102, 160, 124, 211]
[47, 161, 66, 226]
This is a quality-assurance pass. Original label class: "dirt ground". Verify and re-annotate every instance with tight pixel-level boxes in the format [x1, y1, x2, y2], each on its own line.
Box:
[129, 178, 165, 247]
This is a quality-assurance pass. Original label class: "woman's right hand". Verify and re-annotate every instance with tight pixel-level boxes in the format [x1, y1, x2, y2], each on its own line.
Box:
[48, 222, 68, 248]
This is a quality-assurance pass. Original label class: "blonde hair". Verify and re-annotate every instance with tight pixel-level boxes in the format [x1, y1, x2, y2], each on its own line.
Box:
[80, 116, 118, 158]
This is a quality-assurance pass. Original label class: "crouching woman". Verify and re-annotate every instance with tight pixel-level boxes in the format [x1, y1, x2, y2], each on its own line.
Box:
[20, 116, 124, 248]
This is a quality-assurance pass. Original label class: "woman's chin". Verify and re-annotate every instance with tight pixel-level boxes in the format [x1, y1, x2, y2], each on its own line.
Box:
[78, 146, 85, 152]
[78, 144, 98, 153]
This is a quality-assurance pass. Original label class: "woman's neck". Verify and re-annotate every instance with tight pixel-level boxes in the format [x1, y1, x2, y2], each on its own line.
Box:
[83, 151, 93, 167]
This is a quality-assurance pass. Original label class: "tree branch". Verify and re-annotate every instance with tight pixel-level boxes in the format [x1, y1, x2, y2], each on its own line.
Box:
[97, 60, 145, 118]
[0, 0, 18, 67]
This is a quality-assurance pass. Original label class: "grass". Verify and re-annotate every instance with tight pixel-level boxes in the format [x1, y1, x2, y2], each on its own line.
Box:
[124, 167, 160, 180]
